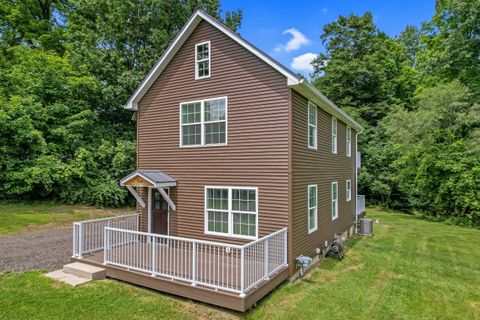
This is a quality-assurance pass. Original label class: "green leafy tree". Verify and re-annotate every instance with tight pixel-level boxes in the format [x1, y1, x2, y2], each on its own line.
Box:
[386, 81, 480, 225]
[66, 0, 242, 131]
[419, 0, 480, 96]
[312, 12, 417, 126]
[0, 0, 67, 52]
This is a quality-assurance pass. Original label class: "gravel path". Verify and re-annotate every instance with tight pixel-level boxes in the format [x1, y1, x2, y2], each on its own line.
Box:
[0, 226, 72, 272]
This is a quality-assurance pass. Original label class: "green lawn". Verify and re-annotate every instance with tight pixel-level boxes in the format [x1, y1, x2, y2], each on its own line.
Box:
[0, 202, 133, 234]
[0, 208, 479, 320]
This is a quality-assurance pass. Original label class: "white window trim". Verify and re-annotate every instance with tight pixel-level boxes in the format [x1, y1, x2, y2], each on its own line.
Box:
[332, 181, 338, 220]
[179, 96, 228, 148]
[195, 41, 211, 80]
[307, 184, 318, 233]
[308, 101, 317, 150]
[346, 180, 351, 202]
[332, 117, 337, 154]
[346, 126, 352, 157]
[204, 186, 259, 240]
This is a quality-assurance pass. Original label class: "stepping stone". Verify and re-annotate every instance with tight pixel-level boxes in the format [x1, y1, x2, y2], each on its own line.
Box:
[45, 270, 92, 286]
[63, 262, 106, 280]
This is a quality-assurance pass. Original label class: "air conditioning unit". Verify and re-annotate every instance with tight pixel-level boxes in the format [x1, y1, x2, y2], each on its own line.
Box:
[359, 218, 373, 236]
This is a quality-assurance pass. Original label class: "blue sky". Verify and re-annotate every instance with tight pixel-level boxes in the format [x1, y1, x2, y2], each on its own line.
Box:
[221, 0, 435, 77]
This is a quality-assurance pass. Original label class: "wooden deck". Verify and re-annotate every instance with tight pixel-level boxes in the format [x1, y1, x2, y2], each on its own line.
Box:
[72, 249, 288, 312]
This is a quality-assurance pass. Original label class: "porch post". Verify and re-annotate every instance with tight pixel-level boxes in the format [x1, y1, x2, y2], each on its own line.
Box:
[147, 187, 152, 233]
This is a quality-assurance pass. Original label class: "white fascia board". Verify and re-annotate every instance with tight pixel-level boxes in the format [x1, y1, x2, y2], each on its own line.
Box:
[124, 10, 300, 110]
[290, 80, 364, 133]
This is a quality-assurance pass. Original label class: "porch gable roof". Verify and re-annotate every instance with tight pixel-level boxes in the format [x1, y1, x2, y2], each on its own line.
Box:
[120, 169, 177, 188]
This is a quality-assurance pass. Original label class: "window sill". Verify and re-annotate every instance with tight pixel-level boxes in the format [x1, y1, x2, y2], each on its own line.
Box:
[180, 143, 227, 149]
[205, 231, 257, 241]
[195, 75, 211, 80]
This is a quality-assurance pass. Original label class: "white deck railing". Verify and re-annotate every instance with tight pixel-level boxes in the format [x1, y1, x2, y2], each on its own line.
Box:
[72, 214, 138, 258]
[356, 195, 366, 215]
[103, 227, 288, 296]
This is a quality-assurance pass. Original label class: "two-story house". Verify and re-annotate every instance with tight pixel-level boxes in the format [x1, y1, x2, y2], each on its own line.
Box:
[71, 9, 364, 311]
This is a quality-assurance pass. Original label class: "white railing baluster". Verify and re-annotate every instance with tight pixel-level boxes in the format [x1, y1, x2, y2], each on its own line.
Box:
[100, 226, 287, 295]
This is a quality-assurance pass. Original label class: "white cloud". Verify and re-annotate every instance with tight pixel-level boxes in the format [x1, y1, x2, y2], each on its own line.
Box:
[274, 28, 310, 53]
[291, 52, 318, 72]
[322, 7, 328, 15]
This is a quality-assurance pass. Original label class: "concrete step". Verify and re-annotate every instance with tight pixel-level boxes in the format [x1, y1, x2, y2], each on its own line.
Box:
[63, 262, 106, 280]
[45, 270, 92, 286]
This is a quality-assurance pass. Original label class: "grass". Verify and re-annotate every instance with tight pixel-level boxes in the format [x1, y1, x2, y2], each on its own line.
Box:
[0, 202, 133, 234]
[1, 207, 479, 319]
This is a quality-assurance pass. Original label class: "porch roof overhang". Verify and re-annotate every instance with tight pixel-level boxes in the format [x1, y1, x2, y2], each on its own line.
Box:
[120, 169, 177, 188]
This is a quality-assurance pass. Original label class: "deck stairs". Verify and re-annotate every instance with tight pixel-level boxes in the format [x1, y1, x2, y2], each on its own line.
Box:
[45, 262, 106, 286]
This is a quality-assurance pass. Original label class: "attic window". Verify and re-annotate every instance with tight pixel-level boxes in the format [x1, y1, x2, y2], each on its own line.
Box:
[195, 41, 210, 79]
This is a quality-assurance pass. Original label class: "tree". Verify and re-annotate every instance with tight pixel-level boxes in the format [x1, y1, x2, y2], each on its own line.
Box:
[0, 0, 68, 52]
[418, 0, 480, 96]
[385, 81, 480, 225]
[312, 12, 417, 127]
[397, 25, 421, 68]
[0, 0, 241, 207]
[65, 0, 242, 132]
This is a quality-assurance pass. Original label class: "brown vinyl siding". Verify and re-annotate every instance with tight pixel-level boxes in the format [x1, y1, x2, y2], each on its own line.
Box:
[291, 89, 357, 261]
[136, 20, 290, 243]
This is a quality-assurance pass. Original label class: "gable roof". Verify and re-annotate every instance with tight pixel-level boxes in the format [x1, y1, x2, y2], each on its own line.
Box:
[125, 9, 363, 132]
[120, 169, 177, 188]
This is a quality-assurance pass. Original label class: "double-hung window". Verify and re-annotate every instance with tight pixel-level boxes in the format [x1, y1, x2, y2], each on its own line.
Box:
[205, 186, 257, 239]
[346, 126, 351, 157]
[180, 97, 227, 147]
[308, 101, 317, 149]
[346, 180, 351, 202]
[331, 182, 338, 220]
[195, 41, 210, 79]
[332, 117, 337, 154]
[308, 185, 318, 233]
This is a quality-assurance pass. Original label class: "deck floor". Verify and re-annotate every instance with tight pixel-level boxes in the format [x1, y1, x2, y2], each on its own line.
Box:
[75, 248, 288, 311]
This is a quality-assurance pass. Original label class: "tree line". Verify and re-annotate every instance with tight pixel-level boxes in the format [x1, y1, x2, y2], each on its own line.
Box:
[0, 0, 241, 207]
[1, 0, 478, 225]
[311, 0, 479, 226]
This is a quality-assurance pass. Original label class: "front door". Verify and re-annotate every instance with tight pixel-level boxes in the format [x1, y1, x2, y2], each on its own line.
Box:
[152, 189, 168, 235]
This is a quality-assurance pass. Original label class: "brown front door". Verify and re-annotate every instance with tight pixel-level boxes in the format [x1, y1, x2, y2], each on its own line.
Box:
[152, 189, 168, 235]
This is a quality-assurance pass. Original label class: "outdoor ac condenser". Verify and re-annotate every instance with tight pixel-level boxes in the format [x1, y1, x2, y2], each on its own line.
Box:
[359, 218, 373, 236]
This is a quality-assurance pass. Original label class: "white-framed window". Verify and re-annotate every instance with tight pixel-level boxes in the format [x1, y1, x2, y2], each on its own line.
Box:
[205, 186, 258, 239]
[308, 101, 317, 149]
[332, 117, 337, 154]
[180, 97, 227, 147]
[346, 126, 351, 157]
[308, 184, 318, 233]
[195, 41, 211, 79]
[346, 180, 351, 202]
[332, 182, 338, 220]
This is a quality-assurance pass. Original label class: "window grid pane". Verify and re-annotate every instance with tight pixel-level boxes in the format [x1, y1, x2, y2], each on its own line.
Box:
[182, 124, 201, 145]
[204, 99, 226, 122]
[205, 122, 226, 144]
[232, 189, 256, 212]
[308, 185, 317, 232]
[208, 211, 228, 233]
[332, 183, 338, 219]
[233, 212, 256, 237]
[181, 103, 201, 124]
[196, 43, 210, 78]
[206, 188, 228, 210]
